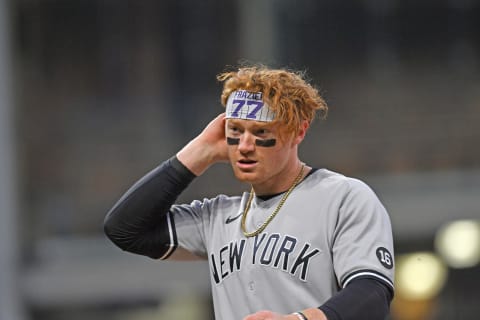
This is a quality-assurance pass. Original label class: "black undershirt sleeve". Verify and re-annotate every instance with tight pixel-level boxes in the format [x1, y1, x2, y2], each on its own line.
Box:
[103, 156, 196, 259]
[318, 278, 393, 320]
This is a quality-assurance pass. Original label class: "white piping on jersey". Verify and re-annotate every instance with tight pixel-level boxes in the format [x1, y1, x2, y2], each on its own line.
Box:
[159, 212, 176, 260]
[343, 270, 394, 290]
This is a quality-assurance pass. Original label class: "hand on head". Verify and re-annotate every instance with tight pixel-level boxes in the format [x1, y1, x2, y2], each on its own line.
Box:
[176, 113, 229, 176]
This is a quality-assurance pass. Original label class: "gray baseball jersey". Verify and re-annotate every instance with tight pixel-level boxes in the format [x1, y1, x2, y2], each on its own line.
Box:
[163, 168, 395, 319]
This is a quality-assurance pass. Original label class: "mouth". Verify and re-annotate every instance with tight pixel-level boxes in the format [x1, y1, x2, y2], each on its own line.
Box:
[236, 158, 257, 169]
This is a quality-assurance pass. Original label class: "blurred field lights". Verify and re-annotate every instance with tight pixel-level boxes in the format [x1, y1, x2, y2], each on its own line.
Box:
[435, 219, 480, 269]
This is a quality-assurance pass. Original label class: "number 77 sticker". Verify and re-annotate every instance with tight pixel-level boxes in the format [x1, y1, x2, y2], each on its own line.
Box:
[225, 91, 275, 122]
[230, 100, 264, 119]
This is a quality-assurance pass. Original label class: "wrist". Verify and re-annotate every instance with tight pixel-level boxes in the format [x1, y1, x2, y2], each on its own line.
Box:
[291, 308, 328, 320]
[292, 311, 308, 320]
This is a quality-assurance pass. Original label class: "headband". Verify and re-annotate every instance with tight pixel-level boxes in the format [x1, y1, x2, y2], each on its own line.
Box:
[225, 90, 276, 122]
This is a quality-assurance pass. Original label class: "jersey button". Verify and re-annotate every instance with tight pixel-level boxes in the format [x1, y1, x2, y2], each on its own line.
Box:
[248, 281, 255, 291]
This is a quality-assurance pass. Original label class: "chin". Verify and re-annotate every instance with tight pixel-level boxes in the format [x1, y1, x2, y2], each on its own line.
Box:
[232, 169, 258, 183]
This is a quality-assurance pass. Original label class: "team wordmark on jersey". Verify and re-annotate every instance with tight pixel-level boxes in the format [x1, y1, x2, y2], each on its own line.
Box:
[210, 232, 321, 284]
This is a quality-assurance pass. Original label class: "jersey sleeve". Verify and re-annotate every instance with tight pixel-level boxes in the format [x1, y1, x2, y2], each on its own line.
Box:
[168, 200, 211, 258]
[169, 194, 235, 259]
[332, 178, 395, 291]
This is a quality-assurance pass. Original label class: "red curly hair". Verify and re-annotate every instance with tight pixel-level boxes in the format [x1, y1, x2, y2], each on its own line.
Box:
[217, 65, 328, 136]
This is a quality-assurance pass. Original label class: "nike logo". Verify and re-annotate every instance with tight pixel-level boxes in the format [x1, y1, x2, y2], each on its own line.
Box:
[225, 212, 243, 224]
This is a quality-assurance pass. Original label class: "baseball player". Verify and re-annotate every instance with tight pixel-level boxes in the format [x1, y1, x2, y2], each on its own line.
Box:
[104, 65, 395, 320]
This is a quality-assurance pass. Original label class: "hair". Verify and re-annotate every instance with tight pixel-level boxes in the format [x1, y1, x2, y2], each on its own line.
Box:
[217, 64, 328, 136]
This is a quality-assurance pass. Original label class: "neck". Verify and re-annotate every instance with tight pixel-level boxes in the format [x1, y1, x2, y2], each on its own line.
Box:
[252, 161, 309, 196]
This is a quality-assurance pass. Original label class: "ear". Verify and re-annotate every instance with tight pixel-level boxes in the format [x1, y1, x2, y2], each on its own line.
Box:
[293, 120, 310, 145]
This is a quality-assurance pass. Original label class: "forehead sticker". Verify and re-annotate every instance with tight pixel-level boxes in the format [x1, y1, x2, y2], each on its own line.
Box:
[225, 90, 275, 122]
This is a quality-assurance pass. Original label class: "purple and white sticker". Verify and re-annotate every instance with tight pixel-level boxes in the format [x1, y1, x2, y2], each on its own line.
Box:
[225, 90, 275, 122]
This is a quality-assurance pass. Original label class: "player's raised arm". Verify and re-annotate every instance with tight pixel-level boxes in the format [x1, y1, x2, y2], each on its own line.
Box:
[103, 113, 228, 260]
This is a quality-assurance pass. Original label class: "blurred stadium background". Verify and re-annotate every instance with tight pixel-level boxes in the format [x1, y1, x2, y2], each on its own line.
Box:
[1, 0, 479, 319]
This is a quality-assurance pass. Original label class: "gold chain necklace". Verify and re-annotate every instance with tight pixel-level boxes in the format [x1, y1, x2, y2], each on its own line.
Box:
[241, 164, 305, 238]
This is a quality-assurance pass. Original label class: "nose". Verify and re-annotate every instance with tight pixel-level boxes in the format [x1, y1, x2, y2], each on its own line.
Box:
[237, 132, 256, 153]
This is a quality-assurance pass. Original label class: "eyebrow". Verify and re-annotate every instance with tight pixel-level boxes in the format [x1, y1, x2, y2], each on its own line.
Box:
[227, 119, 273, 130]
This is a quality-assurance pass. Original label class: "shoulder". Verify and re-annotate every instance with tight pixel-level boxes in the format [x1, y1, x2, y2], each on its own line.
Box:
[307, 169, 383, 207]
[308, 169, 374, 193]
[189, 193, 243, 210]
[172, 194, 244, 224]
